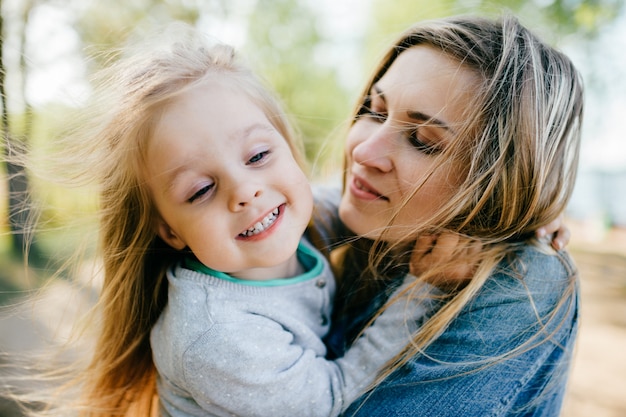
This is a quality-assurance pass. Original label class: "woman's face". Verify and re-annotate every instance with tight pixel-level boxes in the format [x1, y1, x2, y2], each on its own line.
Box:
[339, 45, 479, 242]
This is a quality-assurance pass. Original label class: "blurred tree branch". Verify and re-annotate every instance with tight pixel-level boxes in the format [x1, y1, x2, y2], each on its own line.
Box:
[0, 0, 43, 263]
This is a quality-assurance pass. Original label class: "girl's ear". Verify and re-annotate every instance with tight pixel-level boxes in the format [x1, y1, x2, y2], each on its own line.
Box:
[155, 219, 187, 250]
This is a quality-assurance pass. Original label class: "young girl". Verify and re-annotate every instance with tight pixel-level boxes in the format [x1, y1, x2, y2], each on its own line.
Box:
[10, 25, 437, 417]
[144, 38, 435, 417]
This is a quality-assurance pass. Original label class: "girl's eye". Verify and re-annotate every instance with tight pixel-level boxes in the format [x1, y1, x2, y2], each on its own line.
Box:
[248, 150, 270, 165]
[187, 183, 214, 203]
[409, 128, 441, 155]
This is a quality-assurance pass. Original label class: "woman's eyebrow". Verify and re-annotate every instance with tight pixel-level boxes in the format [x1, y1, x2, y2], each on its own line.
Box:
[406, 110, 451, 132]
[373, 84, 454, 134]
[372, 85, 385, 102]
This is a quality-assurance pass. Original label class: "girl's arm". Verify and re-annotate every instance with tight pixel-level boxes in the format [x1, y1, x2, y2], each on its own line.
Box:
[536, 214, 570, 250]
[179, 276, 437, 417]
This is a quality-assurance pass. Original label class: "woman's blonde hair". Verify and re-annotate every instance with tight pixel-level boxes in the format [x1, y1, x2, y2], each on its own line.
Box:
[334, 13, 582, 388]
[15, 23, 304, 416]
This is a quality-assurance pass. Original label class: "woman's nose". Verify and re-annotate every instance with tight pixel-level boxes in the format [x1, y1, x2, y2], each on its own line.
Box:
[228, 182, 263, 212]
[351, 126, 394, 172]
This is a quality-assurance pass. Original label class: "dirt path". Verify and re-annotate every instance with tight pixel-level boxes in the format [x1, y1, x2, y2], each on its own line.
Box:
[562, 221, 626, 417]
[561, 243, 626, 416]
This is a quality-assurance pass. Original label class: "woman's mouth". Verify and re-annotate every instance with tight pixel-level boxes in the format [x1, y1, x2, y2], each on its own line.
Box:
[352, 177, 388, 201]
[239, 205, 282, 237]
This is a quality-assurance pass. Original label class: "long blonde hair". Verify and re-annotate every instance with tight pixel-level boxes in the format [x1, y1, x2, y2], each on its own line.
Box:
[333, 13, 583, 387]
[15, 24, 304, 416]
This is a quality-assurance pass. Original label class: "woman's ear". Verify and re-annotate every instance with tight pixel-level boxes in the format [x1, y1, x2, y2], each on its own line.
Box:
[155, 218, 187, 250]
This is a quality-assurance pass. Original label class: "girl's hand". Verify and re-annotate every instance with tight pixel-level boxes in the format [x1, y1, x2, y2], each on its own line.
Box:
[410, 233, 481, 290]
[411, 216, 570, 290]
[536, 215, 570, 251]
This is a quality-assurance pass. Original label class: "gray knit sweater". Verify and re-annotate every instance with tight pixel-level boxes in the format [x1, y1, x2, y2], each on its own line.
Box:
[151, 237, 433, 417]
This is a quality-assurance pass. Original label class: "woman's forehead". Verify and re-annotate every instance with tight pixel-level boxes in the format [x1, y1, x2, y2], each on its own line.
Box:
[374, 46, 480, 128]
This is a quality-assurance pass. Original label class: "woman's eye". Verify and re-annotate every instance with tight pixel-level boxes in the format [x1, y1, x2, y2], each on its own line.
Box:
[356, 96, 372, 119]
[369, 110, 387, 122]
[409, 128, 441, 155]
[356, 96, 386, 123]
[188, 184, 214, 203]
[248, 150, 270, 165]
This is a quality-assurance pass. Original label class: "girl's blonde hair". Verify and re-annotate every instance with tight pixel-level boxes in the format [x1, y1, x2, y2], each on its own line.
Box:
[333, 13, 582, 390]
[16, 24, 304, 416]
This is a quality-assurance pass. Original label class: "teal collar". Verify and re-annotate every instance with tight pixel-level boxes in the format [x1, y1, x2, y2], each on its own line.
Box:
[183, 242, 323, 287]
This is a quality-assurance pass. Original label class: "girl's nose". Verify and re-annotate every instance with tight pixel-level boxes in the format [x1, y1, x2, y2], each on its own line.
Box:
[351, 126, 394, 173]
[228, 182, 263, 212]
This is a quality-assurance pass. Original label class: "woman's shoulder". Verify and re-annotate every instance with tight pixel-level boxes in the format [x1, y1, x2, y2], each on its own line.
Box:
[497, 243, 578, 286]
[450, 243, 580, 360]
[476, 243, 578, 312]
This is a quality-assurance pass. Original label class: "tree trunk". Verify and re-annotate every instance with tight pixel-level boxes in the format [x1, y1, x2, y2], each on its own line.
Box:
[0, 0, 41, 263]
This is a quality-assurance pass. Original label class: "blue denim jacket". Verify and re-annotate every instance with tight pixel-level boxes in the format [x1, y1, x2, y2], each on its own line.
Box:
[311, 186, 579, 417]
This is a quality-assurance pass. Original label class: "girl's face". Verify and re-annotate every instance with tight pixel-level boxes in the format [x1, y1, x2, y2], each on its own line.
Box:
[146, 80, 313, 280]
[339, 45, 479, 242]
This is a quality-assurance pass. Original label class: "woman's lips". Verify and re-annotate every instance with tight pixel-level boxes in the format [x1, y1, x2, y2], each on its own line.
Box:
[350, 176, 388, 201]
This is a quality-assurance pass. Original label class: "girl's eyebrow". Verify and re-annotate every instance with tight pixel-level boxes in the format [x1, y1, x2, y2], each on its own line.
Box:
[237, 122, 276, 141]
[372, 84, 455, 134]
[163, 165, 187, 197]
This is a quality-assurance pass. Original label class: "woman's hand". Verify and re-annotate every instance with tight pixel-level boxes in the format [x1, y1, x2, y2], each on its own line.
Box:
[536, 215, 570, 251]
[410, 233, 481, 291]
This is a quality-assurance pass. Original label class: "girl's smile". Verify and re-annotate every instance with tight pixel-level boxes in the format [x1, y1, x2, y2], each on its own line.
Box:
[145, 79, 313, 280]
[237, 204, 284, 239]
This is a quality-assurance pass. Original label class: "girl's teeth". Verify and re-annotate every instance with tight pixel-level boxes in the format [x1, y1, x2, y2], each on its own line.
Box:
[241, 208, 280, 237]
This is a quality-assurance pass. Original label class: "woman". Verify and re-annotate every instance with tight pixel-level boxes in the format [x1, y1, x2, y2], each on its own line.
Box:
[309, 14, 582, 416]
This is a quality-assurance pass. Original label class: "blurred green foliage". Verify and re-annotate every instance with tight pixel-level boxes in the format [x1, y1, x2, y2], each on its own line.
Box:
[0, 0, 622, 288]
[363, 0, 623, 72]
[243, 0, 352, 177]
[368, 0, 622, 35]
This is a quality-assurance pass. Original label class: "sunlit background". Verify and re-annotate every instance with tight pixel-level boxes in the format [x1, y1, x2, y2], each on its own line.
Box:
[0, 0, 625, 415]
[3, 0, 626, 231]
